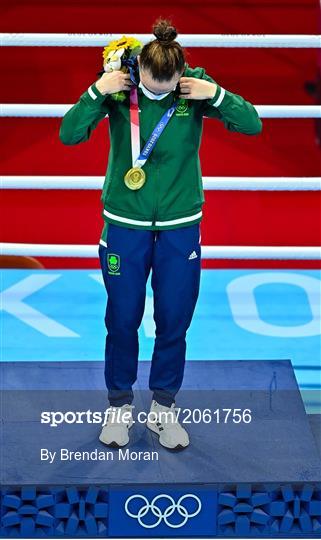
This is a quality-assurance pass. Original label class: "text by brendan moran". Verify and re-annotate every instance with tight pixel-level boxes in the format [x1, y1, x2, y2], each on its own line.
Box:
[41, 448, 159, 463]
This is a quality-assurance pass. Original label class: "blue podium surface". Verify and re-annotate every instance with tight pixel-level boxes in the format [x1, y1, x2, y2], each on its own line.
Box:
[1, 360, 321, 538]
[1, 360, 320, 485]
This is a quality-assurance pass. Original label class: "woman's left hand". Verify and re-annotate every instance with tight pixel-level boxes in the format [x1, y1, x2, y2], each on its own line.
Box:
[178, 77, 217, 100]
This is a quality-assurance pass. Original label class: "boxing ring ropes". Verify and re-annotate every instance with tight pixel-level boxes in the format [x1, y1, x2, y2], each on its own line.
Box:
[1, 32, 321, 261]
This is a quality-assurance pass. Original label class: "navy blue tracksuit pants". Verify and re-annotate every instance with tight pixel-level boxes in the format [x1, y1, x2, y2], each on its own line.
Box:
[98, 222, 201, 407]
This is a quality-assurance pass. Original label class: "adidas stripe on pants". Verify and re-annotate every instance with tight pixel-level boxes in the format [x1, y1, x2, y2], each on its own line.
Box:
[98, 222, 201, 407]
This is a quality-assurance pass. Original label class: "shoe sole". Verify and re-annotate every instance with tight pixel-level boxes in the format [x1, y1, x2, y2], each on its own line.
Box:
[99, 436, 128, 448]
[99, 421, 133, 448]
[146, 422, 189, 451]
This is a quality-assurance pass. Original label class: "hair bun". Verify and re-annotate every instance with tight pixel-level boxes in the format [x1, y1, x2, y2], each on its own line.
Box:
[153, 19, 177, 44]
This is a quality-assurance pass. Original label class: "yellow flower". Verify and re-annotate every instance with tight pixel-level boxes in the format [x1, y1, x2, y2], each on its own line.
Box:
[102, 35, 142, 61]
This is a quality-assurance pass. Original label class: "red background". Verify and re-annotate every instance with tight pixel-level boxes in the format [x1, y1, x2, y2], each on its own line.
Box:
[1, 0, 320, 268]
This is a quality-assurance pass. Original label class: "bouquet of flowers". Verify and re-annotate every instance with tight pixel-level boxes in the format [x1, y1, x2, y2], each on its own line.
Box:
[101, 35, 143, 101]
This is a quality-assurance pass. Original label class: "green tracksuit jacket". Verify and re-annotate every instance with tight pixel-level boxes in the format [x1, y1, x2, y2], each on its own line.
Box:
[59, 64, 262, 243]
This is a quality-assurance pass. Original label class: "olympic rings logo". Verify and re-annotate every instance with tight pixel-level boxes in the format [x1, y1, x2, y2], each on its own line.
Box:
[124, 493, 202, 529]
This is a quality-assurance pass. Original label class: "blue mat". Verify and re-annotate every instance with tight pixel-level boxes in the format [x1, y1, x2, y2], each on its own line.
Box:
[2, 360, 320, 485]
[1, 269, 320, 411]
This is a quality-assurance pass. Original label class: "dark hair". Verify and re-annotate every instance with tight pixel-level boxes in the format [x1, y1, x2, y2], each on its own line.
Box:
[139, 18, 186, 82]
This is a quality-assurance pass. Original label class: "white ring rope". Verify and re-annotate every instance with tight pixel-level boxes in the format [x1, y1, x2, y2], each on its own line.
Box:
[1, 104, 320, 118]
[202, 246, 321, 260]
[1, 32, 320, 262]
[2, 176, 321, 191]
[1, 243, 320, 260]
[1, 33, 320, 48]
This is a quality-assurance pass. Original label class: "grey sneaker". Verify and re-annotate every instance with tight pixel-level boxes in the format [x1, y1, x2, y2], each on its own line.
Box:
[99, 404, 134, 448]
[147, 400, 189, 450]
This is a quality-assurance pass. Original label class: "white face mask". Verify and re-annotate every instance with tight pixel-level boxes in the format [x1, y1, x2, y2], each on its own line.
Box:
[138, 80, 175, 100]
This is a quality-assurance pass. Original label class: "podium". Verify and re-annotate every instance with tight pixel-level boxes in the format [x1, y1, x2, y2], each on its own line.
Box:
[1, 360, 321, 537]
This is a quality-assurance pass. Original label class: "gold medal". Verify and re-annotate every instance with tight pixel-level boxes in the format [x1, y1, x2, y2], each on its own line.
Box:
[124, 166, 146, 190]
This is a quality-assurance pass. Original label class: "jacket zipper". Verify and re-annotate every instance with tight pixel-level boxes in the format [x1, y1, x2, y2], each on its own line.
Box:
[152, 201, 157, 226]
[151, 165, 159, 227]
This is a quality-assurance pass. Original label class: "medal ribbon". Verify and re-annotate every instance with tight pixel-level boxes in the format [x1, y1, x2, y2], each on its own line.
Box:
[129, 87, 141, 168]
[122, 56, 180, 170]
[128, 86, 179, 169]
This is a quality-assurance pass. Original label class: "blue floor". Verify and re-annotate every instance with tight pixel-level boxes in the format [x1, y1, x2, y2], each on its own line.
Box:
[1, 269, 320, 411]
[2, 361, 321, 485]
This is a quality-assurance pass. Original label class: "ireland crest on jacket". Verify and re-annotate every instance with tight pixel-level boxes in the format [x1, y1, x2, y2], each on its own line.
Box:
[107, 253, 121, 275]
[176, 99, 189, 117]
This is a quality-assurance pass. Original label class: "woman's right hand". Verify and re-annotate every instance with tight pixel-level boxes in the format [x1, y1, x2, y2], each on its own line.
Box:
[95, 71, 133, 95]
